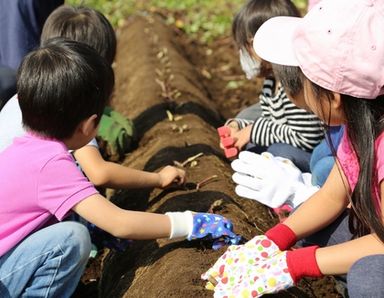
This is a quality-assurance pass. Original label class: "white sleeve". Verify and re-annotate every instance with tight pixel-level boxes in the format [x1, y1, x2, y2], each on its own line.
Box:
[0, 94, 26, 153]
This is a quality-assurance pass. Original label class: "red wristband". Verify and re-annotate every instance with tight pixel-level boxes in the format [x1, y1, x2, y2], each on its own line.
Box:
[286, 246, 322, 284]
[265, 223, 297, 251]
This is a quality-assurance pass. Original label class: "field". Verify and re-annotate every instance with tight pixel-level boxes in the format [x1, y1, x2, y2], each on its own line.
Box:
[66, 1, 342, 297]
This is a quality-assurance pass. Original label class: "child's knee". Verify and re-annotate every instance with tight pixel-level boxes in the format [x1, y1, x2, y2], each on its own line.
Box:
[347, 255, 384, 297]
[60, 222, 92, 263]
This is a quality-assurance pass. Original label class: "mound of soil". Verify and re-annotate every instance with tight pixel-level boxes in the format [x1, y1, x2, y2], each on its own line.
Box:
[74, 13, 342, 298]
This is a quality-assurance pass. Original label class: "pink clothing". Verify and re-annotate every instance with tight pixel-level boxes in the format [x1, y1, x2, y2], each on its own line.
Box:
[0, 133, 98, 257]
[337, 129, 384, 210]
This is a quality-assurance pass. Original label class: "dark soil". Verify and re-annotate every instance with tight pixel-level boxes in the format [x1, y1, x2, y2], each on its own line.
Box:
[73, 13, 342, 298]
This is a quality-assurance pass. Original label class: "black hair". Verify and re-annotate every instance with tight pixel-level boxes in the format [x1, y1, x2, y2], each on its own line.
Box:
[232, 0, 300, 49]
[309, 82, 384, 242]
[41, 5, 116, 65]
[271, 64, 303, 97]
[17, 38, 114, 140]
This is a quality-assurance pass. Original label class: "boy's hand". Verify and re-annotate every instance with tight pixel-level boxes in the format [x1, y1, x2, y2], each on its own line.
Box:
[188, 213, 242, 250]
[158, 165, 186, 188]
[166, 212, 241, 250]
[231, 125, 252, 150]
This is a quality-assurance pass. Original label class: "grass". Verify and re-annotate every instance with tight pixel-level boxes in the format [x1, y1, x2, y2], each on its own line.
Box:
[68, 0, 308, 42]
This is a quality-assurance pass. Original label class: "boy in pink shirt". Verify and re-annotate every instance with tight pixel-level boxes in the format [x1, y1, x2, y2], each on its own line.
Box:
[0, 38, 240, 297]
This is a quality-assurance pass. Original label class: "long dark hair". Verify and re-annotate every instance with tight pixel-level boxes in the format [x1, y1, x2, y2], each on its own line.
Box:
[309, 82, 384, 241]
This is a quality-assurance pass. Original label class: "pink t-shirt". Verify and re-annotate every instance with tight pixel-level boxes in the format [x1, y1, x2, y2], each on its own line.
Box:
[0, 133, 98, 257]
[337, 129, 384, 210]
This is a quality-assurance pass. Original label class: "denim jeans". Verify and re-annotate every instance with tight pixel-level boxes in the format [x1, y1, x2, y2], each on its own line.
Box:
[347, 255, 384, 297]
[0, 221, 91, 298]
[235, 102, 262, 121]
[310, 126, 344, 187]
[267, 143, 311, 172]
[298, 210, 384, 297]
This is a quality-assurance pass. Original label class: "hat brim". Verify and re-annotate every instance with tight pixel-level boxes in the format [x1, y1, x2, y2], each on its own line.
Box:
[253, 16, 302, 67]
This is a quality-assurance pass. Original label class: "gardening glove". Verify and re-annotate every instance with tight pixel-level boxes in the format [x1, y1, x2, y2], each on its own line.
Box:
[212, 246, 322, 298]
[87, 222, 132, 252]
[231, 151, 319, 209]
[166, 211, 242, 250]
[97, 106, 136, 161]
[202, 223, 296, 287]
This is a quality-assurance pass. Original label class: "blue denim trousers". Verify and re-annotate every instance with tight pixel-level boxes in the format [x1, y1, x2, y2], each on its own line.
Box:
[0, 222, 91, 297]
[299, 210, 384, 297]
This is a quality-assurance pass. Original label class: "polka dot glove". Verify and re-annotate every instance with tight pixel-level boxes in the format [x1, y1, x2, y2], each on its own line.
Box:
[188, 213, 242, 250]
[213, 251, 293, 298]
[201, 235, 281, 289]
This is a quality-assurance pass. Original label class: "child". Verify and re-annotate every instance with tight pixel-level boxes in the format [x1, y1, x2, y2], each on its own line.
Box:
[0, 39, 239, 297]
[203, 0, 384, 296]
[231, 65, 344, 211]
[224, 0, 323, 172]
[0, 6, 184, 191]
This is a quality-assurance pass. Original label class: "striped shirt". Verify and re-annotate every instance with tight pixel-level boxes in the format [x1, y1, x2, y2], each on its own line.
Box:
[232, 78, 324, 152]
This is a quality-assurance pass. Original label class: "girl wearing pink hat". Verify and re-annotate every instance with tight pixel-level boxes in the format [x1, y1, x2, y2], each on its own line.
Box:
[203, 0, 384, 296]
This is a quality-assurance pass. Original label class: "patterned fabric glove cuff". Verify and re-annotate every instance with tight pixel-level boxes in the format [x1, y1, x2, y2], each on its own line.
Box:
[286, 246, 322, 284]
[165, 211, 193, 239]
[265, 223, 297, 251]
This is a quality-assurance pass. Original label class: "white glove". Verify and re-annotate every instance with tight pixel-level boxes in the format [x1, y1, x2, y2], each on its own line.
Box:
[231, 151, 319, 208]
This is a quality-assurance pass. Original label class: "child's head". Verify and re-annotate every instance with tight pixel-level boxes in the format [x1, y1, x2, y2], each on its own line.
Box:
[254, 0, 384, 239]
[232, 0, 300, 79]
[271, 64, 306, 110]
[41, 5, 116, 65]
[18, 38, 114, 141]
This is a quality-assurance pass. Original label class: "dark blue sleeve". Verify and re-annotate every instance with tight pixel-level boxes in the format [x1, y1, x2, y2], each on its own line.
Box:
[0, 0, 64, 69]
[0, 65, 16, 110]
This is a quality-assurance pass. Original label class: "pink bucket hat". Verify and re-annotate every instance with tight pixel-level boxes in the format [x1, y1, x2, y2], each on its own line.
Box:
[253, 0, 384, 99]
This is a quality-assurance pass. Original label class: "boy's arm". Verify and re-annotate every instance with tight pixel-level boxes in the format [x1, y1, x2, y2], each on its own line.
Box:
[74, 145, 185, 189]
[72, 193, 172, 239]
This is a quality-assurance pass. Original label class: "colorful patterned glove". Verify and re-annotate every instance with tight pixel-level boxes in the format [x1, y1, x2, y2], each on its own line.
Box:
[97, 106, 136, 161]
[209, 245, 322, 298]
[188, 213, 242, 250]
[201, 235, 281, 288]
[166, 211, 242, 250]
[202, 224, 297, 290]
[213, 251, 294, 298]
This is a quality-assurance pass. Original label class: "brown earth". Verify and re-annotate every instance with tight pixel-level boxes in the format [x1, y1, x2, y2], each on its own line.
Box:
[73, 13, 342, 298]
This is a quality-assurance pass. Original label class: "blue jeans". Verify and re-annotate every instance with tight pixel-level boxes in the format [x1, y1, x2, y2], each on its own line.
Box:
[298, 210, 384, 297]
[0, 222, 91, 297]
[236, 102, 262, 121]
[347, 255, 384, 297]
[310, 126, 344, 187]
[267, 143, 311, 172]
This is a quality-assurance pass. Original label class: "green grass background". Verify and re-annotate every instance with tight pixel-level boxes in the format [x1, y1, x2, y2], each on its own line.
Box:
[67, 0, 308, 42]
